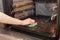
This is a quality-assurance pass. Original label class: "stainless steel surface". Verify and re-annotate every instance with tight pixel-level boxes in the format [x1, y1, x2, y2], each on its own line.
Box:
[36, 2, 57, 16]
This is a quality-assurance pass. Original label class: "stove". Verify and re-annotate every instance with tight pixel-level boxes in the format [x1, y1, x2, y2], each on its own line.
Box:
[2, 0, 59, 40]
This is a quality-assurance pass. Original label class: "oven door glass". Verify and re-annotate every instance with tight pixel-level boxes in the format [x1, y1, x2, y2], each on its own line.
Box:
[11, 0, 57, 38]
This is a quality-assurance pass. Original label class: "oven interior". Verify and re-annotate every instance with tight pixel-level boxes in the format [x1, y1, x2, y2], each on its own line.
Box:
[3, 0, 59, 39]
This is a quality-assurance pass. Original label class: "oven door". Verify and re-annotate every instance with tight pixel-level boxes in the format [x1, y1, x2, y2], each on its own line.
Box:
[3, 0, 58, 39]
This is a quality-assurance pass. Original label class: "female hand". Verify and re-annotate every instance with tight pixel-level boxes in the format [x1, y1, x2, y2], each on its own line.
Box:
[21, 18, 35, 25]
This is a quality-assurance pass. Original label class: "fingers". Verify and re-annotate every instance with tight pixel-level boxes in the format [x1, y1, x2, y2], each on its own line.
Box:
[30, 19, 35, 24]
[22, 18, 35, 25]
[27, 18, 35, 24]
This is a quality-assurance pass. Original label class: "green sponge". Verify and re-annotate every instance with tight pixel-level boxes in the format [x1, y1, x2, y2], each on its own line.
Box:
[28, 22, 37, 28]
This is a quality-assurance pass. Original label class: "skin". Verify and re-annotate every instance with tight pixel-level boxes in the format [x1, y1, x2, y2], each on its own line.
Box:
[0, 12, 35, 26]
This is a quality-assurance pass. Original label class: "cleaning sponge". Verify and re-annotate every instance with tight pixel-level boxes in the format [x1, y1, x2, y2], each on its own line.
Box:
[28, 22, 37, 28]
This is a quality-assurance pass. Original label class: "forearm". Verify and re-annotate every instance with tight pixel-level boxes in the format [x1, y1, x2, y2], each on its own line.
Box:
[0, 12, 22, 25]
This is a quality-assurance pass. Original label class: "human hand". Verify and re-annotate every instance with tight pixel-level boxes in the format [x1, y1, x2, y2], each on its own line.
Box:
[21, 18, 35, 25]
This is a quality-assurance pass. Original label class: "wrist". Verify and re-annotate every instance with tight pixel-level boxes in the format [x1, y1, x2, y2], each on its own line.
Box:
[14, 19, 23, 25]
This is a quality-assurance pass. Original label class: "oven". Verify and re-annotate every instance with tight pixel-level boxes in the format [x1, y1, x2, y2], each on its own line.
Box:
[2, 0, 59, 40]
